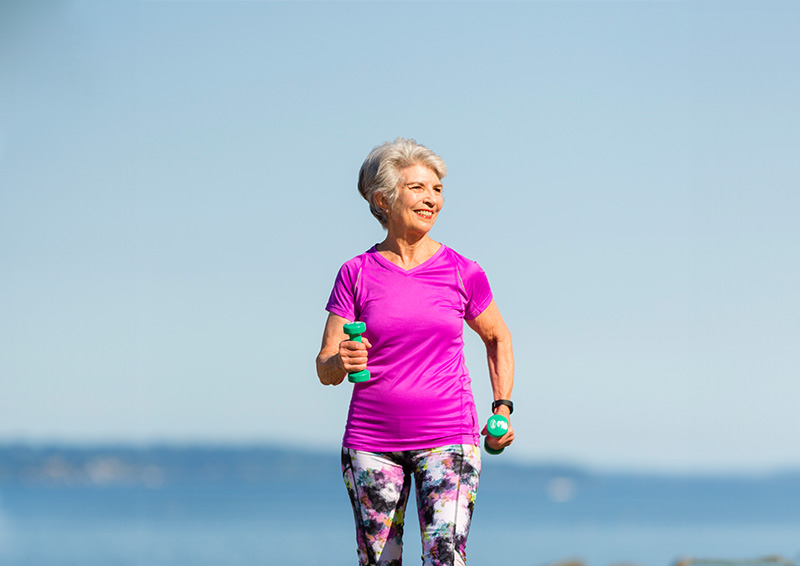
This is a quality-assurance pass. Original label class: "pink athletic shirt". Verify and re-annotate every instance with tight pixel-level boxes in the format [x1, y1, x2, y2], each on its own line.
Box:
[325, 244, 493, 452]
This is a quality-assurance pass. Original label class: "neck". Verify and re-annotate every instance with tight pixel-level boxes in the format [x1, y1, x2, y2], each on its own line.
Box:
[376, 233, 440, 270]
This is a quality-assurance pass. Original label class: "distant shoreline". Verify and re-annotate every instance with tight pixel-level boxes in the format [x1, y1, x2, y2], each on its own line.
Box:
[2, 444, 798, 489]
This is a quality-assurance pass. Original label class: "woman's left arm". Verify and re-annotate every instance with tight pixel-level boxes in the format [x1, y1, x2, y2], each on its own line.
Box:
[466, 300, 515, 449]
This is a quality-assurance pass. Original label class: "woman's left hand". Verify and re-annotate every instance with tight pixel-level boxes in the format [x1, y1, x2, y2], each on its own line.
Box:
[481, 411, 515, 452]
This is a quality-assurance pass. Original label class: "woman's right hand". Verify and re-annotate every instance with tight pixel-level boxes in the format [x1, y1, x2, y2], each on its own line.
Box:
[317, 313, 372, 386]
[338, 335, 372, 374]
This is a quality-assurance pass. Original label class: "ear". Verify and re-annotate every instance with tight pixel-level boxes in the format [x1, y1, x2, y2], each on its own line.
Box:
[374, 193, 390, 213]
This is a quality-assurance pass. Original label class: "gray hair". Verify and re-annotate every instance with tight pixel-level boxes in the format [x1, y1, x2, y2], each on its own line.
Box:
[357, 138, 447, 228]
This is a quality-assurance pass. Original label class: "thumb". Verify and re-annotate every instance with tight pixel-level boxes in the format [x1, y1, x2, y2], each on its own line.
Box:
[361, 337, 373, 349]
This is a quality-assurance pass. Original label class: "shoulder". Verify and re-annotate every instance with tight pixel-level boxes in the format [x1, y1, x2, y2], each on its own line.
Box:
[442, 246, 493, 318]
[441, 245, 486, 277]
[332, 247, 381, 291]
[337, 246, 378, 273]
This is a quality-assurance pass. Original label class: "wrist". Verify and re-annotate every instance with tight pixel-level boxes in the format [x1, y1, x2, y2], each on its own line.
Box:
[491, 399, 513, 415]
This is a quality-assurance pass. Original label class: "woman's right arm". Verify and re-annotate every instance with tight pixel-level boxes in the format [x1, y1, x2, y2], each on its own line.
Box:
[316, 312, 371, 386]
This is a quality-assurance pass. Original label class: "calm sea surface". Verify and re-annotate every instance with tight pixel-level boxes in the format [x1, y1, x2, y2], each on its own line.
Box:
[1, 447, 798, 565]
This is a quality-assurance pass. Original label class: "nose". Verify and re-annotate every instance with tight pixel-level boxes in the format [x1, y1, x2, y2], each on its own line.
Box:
[423, 187, 439, 206]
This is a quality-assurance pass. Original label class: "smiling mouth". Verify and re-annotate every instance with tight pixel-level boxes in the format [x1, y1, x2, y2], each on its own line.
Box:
[414, 210, 434, 218]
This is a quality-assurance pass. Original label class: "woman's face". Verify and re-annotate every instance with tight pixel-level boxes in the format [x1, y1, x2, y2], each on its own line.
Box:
[385, 163, 443, 236]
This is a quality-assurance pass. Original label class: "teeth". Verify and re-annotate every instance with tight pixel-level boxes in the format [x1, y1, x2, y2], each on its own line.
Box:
[415, 210, 433, 218]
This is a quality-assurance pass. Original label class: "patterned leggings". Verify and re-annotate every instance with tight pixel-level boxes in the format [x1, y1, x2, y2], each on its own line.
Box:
[341, 444, 481, 566]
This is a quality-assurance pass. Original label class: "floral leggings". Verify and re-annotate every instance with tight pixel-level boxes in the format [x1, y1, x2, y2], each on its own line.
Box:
[341, 444, 481, 566]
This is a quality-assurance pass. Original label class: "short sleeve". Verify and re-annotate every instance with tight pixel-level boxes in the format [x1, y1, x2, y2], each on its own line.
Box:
[463, 261, 493, 320]
[325, 260, 359, 322]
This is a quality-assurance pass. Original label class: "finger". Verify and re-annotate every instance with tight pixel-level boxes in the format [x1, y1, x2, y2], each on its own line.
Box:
[322, 371, 347, 386]
[342, 358, 367, 371]
[327, 374, 346, 386]
[342, 346, 369, 364]
[361, 337, 373, 348]
[341, 339, 367, 351]
[341, 350, 368, 369]
[500, 431, 515, 447]
[341, 349, 368, 363]
[341, 347, 368, 359]
[486, 436, 503, 450]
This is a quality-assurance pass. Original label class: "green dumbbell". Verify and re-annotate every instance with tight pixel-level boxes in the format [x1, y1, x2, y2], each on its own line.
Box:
[484, 414, 509, 455]
[343, 321, 370, 383]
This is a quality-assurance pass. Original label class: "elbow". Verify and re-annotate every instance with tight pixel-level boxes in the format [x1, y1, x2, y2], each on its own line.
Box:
[485, 327, 512, 350]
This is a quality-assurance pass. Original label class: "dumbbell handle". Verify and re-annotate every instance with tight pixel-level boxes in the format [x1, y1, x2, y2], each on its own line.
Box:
[484, 414, 509, 455]
[343, 322, 370, 383]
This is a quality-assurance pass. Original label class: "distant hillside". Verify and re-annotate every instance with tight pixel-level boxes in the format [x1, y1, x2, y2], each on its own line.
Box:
[0, 444, 343, 487]
[1, 444, 798, 495]
[0, 444, 589, 488]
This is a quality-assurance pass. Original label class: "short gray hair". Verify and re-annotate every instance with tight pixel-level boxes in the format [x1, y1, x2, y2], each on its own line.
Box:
[357, 138, 447, 228]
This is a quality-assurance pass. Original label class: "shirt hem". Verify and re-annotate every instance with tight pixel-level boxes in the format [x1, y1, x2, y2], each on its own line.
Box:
[342, 434, 480, 453]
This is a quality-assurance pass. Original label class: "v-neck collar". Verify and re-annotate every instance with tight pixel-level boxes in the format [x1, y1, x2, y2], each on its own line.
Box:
[370, 243, 445, 275]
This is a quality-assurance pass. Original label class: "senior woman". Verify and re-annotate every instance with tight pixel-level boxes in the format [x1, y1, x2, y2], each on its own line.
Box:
[316, 138, 515, 566]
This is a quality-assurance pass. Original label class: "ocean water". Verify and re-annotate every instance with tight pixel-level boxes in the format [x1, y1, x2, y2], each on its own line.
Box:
[1, 447, 798, 566]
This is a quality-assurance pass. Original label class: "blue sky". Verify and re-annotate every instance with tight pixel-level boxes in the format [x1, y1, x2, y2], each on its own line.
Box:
[1, 0, 798, 473]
